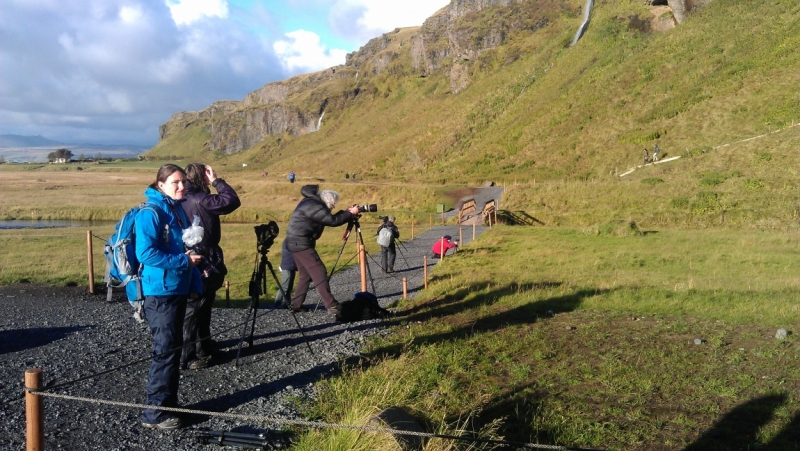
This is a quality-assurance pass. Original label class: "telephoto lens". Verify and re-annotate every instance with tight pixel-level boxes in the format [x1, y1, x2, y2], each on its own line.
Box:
[358, 204, 378, 213]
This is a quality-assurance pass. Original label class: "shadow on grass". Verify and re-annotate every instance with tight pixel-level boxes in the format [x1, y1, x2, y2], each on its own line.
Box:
[684, 393, 799, 451]
[371, 284, 608, 357]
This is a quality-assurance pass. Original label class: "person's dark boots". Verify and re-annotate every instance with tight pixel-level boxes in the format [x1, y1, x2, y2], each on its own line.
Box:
[387, 267, 394, 273]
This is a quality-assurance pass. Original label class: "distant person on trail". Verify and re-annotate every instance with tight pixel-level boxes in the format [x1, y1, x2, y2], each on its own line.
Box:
[273, 239, 297, 309]
[377, 216, 400, 273]
[180, 163, 241, 371]
[653, 143, 660, 162]
[643, 148, 650, 165]
[137, 164, 203, 431]
[288, 171, 296, 183]
[431, 235, 458, 259]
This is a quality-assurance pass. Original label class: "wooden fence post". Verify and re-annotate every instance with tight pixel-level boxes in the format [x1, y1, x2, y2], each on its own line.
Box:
[402, 278, 408, 300]
[411, 221, 414, 240]
[441, 211, 444, 225]
[459, 227, 463, 245]
[25, 368, 43, 451]
[87, 230, 95, 294]
[423, 256, 428, 290]
[472, 223, 476, 241]
[225, 280, 230, 307]
[359, 245, 367, 292]
[429, 214, 432, 230]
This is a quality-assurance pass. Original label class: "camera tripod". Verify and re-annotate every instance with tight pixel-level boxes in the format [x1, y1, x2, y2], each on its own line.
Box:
[390, 236, 411, 270]
[323, 214, 377, 310]
[235, 246, 315, 366]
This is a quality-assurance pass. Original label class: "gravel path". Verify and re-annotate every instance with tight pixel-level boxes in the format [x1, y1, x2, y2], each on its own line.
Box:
[0, 225, 487, 450]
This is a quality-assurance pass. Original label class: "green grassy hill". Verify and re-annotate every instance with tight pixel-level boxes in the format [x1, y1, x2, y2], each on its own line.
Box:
[148, 0, 800, 227]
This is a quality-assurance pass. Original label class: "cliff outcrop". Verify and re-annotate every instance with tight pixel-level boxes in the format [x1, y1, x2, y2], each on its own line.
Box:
[156, 0, 710, 155]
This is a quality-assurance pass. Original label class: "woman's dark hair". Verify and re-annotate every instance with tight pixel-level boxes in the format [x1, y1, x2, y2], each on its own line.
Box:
[185, 163, 209, 194]
[149, 164, 186, 191]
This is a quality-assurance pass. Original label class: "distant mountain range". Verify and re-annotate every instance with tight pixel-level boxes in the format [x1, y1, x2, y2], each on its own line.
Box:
[0, 134, 66, 148]
[0, 134, 150, 162]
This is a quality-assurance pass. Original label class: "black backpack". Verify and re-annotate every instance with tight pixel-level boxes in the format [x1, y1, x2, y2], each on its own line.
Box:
[336, 292, 391, 322]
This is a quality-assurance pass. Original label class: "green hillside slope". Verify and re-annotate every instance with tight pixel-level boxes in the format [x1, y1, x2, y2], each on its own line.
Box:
[149, 0, 800, 227]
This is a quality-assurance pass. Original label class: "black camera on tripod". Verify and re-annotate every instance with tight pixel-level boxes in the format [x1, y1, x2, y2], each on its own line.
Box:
[356, 204, 378, 213]
[254, 221, 279, 254]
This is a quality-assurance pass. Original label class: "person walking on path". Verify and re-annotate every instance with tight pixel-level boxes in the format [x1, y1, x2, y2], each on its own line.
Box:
[136, 164, 203, 430]
[180, 163, 241, 370]
[283, 185, 360, 314]
[288, 171, 296, 183]
[652, 143, 660, 162]
[643, 148, 650, 165]
[377, 216, 400, 273]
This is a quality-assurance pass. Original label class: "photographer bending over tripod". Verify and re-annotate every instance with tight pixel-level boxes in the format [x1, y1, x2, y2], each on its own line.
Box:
[284, 185, 360, 315]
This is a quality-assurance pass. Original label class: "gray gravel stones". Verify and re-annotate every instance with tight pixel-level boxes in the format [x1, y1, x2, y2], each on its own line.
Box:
[0, 226, 485, 450]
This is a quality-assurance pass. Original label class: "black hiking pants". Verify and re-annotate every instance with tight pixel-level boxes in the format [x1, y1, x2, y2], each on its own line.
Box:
[142, 294, 185, 425]
[181, 272, 224, 366]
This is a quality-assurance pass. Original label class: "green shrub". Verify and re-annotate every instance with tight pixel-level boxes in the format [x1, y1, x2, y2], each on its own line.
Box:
[670, 197, 689, 209]
[699, 171, 728, 187]
[691, 192, 720, 215]
[743, 178, 764, 190]
[641, 178, 664, 186]
[595, 220, 643, 237]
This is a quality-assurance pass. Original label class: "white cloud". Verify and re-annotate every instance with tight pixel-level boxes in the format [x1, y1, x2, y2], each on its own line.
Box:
[0, 0, 287, 145]
[329, 0, 449, 43]
[273, 29, 348, 73]
[166, 0, 229, 26]
[119, 5, 143, 24]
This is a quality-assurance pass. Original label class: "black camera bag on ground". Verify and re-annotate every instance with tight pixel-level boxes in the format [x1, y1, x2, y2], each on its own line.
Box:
[336, 292, 390, 322]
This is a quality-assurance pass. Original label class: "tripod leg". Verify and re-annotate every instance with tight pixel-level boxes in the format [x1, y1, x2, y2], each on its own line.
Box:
[235, 304, 255, 366]
[265, 260, 316, 361]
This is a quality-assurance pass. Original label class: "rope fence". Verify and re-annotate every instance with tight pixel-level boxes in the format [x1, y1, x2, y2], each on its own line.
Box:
[23, 385, 602, 451]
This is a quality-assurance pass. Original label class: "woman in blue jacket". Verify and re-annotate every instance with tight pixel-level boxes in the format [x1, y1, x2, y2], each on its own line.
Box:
[135, 164, 202, 430]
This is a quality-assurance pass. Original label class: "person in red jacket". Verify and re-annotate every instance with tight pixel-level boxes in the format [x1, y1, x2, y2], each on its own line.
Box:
[431, 235, 458, 258]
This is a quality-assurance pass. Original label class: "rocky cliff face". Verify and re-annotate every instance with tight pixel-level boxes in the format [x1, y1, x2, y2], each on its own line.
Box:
[667, 0, 713, 24]
[157, 0, 710, 154]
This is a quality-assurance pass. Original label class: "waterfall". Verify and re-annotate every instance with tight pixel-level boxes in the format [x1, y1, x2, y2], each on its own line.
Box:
[316, 111, 325, 131]
[570, 0, 594, 46]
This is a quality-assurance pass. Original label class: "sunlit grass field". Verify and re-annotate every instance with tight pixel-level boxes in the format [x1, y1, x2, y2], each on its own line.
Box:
[293, 226, 800, 451]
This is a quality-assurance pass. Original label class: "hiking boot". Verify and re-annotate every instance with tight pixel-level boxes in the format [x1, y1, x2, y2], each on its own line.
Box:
[187, 359, 209, 370]
[142, 417, 181, 430]
[328, 301, 341, 316]
[290, 305, 309, 313]
[387, 267, 394, 273]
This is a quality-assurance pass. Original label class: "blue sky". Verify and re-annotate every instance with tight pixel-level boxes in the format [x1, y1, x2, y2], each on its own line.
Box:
[0, 0, 449, 146]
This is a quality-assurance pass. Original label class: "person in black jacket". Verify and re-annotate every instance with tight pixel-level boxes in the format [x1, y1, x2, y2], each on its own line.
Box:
[180, 163, 241, 370]
[284, 185, 359, 314]
[377, 216, 400, 273]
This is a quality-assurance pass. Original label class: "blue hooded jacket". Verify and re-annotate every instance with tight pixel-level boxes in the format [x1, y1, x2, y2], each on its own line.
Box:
[135, 187, 202, 297]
